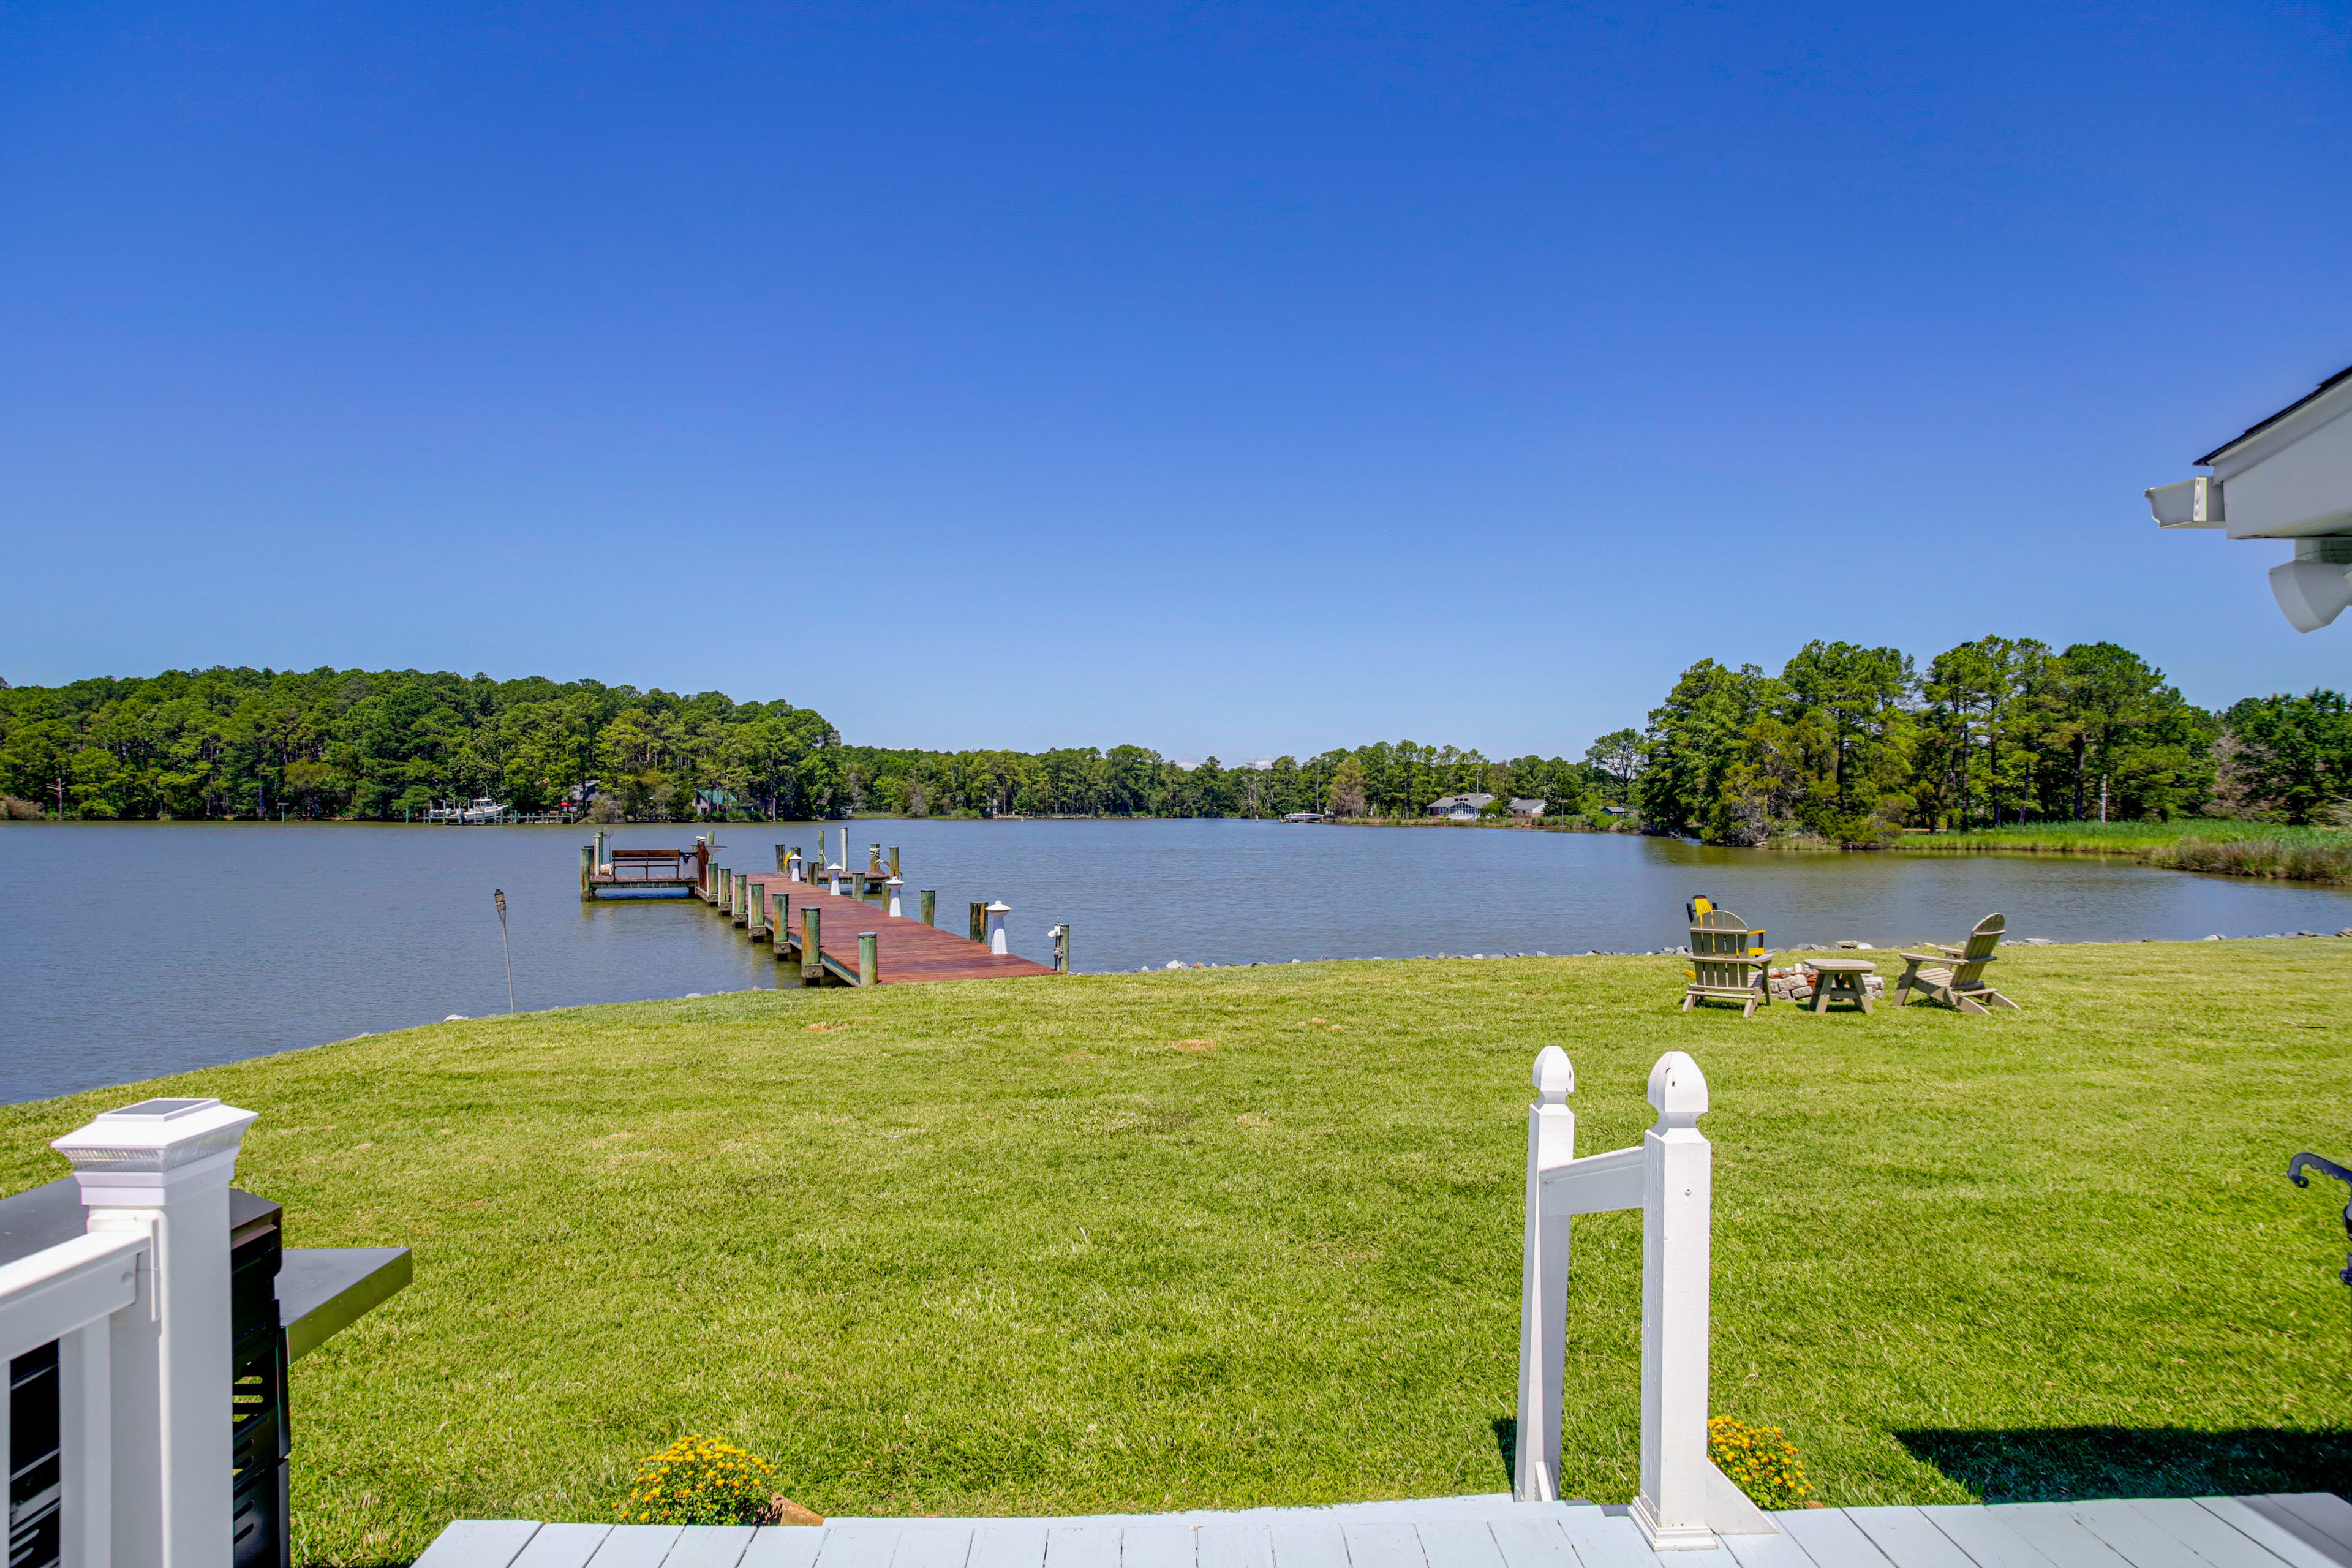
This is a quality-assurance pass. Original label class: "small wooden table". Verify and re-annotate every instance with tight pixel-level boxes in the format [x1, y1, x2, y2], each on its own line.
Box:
[1804, 957, 1877, 1014]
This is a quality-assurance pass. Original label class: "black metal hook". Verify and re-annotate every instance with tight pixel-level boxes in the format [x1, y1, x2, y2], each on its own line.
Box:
[2286, 1152, 2352, 1288]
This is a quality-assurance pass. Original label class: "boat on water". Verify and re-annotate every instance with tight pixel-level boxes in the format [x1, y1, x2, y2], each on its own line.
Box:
[424, 797, 512, 824]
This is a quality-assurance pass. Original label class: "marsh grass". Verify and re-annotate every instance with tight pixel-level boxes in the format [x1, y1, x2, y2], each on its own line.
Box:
[1898, 820, 2352, 883]
[2, 943, 2348, 1564]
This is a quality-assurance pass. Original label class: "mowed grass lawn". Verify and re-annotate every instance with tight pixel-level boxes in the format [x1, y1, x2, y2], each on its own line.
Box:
[4, 942, 2350, 1566]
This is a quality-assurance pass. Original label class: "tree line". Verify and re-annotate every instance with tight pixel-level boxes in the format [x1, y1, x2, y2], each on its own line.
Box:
[1627, 638, 2350, 842]
[0, 646, 2344, 835]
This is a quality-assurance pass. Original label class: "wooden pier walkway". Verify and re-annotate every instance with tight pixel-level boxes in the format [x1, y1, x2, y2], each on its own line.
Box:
[415, 1490, 2352, 1568]
[730, 872, 1056, 986]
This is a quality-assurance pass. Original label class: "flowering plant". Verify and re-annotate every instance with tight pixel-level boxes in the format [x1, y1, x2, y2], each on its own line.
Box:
[618, 1436, 777, 1525]
[1708, 1416, 1812, 1510]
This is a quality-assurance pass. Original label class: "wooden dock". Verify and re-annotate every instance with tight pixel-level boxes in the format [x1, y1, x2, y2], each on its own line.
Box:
[414, 1490, 2352, 1568]
[730, 873, 1056, 986]
[644, 837, 1058, 986]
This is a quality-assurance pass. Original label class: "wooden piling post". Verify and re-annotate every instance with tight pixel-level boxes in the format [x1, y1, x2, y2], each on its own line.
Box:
[802, 907, 823, 984]
[1052, 923, 1069, 973]
[580, 844, 594, 900]
[775, 844, 788, 872]
[921, 889, 937, 926]
[889, 846, 900, 878]
[858, 931, 878, 987]
[748, 880, 768, 940]
[969, 902, 986, 943]
[869, 843, 883, 876]
[853, 870, 869, 898]
[771, 889, 792, 957]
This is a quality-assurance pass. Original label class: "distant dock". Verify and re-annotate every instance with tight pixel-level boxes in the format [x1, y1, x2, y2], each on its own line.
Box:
[581, 831, 1061, 987]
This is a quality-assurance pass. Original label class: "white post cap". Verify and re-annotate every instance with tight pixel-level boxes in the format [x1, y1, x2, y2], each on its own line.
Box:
[52, 1097, 260, 1207]
[886, 876, 905, 888]
[1645, 1052, 1708, 1129]
[1532, 1046, 1575, 1105]
[986, 900, 1011, 913]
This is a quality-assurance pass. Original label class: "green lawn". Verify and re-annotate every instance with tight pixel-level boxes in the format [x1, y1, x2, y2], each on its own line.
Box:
[4, 944, 2349, 1566]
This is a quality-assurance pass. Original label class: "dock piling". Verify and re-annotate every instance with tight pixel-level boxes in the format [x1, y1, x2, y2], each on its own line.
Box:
[889, 846, 900, 878]
[775, 844, 788, 872]
[969, 902, 986, 943]
[579, 845, 594, 900]
[802, 907, 823, 985]
[921, 889, 937, 926]
[1052, 923, 1070, 974]
[868, 843, 883, 876]
[858, 932, 878, 987]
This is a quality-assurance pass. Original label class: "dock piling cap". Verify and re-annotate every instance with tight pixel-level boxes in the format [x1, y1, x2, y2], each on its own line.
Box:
[985, 900, 1011, 913]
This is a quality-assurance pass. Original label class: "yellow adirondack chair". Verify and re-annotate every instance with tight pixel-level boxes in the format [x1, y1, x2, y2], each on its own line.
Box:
[1891, 913, 2021, 1014]
[1684, 908, 1774, 1017]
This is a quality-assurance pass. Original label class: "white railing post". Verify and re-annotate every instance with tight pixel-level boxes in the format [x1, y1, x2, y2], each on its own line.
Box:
[985, 901, 1011, 955]
[1514, 1049, 1772, 1547]
[52, 1096, 259, 1568]
[1514, 1046, 1575, 1502]
[1632, 1051, 1713, 1550]
[886, 876, 905, 918]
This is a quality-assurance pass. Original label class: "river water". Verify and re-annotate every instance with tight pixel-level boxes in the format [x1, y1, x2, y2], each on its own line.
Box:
[4, 820, 2346, 1104]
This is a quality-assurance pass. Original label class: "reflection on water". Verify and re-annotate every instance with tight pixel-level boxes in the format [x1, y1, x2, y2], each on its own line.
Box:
[2, 820, 2346, 1104]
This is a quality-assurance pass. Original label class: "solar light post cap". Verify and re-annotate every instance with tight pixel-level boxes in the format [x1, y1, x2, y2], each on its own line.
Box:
[52, 1096, 261, 1206]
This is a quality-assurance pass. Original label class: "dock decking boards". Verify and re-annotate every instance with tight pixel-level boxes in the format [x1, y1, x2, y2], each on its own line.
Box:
[415, 1494, 2352, 1568]
[736, 875, 1057, 986]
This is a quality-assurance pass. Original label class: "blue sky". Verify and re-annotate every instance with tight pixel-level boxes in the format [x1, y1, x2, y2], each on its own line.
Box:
[4, 1, 2347, 760]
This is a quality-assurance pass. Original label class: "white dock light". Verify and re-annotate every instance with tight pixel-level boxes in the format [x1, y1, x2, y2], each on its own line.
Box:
[985, 900, 1011, 954]
[886, 876, 905, 918]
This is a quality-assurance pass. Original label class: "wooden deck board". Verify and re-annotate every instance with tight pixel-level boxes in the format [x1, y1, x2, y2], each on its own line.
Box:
[589, 1526, 687, 1567]
[664, 1526, 759, 1568]
[2193, 1499, 2352, 1568]
[741, 1532, 827, 1568]
[1847, 1509, 1981, 1568]
[514, 1525, 617, 1568]
[424, 1497, 2352, 1568]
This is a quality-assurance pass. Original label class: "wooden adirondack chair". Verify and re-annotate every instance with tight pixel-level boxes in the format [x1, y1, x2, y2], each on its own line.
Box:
[1683, 908, 1774, 1017]
[1891, 913, 2021, 1014]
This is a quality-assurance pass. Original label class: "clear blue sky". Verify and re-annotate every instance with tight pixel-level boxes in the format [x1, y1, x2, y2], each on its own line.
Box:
[4, 2, 2346, 760]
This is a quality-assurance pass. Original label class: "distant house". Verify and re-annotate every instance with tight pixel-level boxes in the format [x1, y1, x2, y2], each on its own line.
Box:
[692, 788, 741, 815]
[1428, 793, 1494, 820]
[1511, 798, 1547, 818]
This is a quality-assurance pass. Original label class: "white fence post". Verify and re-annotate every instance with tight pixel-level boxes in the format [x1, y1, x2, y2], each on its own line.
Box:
[1513, 1046, 1575, 1502]
[51, 1096, 259, 1568]
[1632, 1052, 1713, 1550]
[1514, 1050, 1772, 1548]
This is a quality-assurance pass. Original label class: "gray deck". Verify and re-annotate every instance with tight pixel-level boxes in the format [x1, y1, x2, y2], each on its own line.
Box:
[413, 1493, 2352, 1568]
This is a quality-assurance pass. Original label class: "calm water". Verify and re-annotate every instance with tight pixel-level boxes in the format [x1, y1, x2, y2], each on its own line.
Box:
[4, 820, 2348, 1105]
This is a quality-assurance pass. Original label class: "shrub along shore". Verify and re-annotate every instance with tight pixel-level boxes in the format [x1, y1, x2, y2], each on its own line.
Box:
[3, 944, 2348, 1566]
